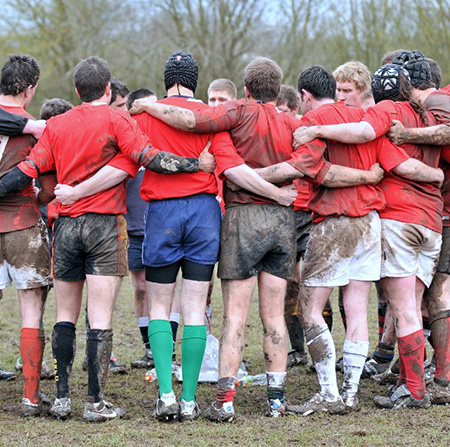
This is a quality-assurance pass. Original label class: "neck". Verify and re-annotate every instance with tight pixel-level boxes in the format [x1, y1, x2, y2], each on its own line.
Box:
[412, 87, 436, 103]
[0, 94, 26, 109]
[167, 85, 194, 97]
[247, 96, 276, 106]
[311, 97, 334, 110]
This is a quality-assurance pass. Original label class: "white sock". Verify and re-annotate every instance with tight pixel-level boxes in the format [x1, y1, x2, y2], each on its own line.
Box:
[137, 316, 149, 327]
[342, 339, 370, 396]
[266, 371, 286, 388]
[306, 324, 340, 400]
[170, 312, 180, 324]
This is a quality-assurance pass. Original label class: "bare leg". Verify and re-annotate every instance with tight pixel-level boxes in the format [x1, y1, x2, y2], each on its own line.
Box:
[258, 271, 289, 372]
[219, 277, 256, 378]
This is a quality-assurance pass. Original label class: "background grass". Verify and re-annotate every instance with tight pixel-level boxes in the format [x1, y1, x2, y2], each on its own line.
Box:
[0, 277, 448, 447]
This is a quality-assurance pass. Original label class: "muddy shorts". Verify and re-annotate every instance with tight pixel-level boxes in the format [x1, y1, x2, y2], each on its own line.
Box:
[436, 226, 450, 275]
[218, 203, 296, 280]
[128, 234, 145, 271]
[381, 219, 442, 287]
[295, 210, 313, 262]
[143, 194, 221, 267]
[302, 211, 381, 287]
[52, 214, 129, 281]
[0, 220, 51, 290]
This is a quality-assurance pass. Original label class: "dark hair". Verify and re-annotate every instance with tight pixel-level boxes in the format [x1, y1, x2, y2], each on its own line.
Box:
[276, 85, 298, 111]
[243, 57, 283, 102]
[126, 88, 157, 110]
[40, 98, 74, 120]
[110, 78, 129, 105]
[0, 53, 40, 96]
[297, 65, 336, 100]
[427, 58, 442, 90]
[74, 56, 111, 102]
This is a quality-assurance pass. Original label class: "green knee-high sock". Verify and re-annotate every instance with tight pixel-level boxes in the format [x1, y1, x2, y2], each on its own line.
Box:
[181, 325, 207, 402]
[148, 320, 174, 395]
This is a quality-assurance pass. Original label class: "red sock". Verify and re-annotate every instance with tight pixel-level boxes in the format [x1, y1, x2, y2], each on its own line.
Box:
[397, 330, 426, 400]
[431, 317, 450, 384]
[396, 354, 406, 388]
[21, 328, 44, 404]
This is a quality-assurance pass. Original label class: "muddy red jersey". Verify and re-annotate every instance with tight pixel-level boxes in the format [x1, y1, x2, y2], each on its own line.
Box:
[424, 89, 450, 227]
[0, 105, 41, 232]
[293, 179, 312, 212]
[290, 102, 408, 223]
[18, 103, 157, 217]
[193, 98, 329, 205]
[134, 96, 244, 201]
[363, 100, 443, 233]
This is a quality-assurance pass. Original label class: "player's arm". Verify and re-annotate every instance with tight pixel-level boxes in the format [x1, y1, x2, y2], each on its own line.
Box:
[0, 166, 33, 197]
[392, 158, 444, 185]
[255, 161, 383, 187]
[224, 164, 297, 207]
[293, 121, 376, 148]
[56, 144, 215, 205]
[388, 119, 450, 146]
[130, 99, 197, 131]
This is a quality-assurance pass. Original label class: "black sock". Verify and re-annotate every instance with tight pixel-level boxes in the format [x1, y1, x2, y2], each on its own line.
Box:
[52, 322, 76, 399]
[139, 325, 150, 350]
[170, 321, 179, 344]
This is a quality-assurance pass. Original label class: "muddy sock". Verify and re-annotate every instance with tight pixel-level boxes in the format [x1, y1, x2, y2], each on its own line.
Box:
[398, 330, 426, 400]
[148, 319, 174, 395]
[377, 302, 388, 341]
[180, 325, 207, 402]
[52, 322, 76, 399]
[216, 376, 236, 406]
[138, 317, 150, 350]
[306, 324, 339, 400]
[372, 341, 394, 364]
[21, 328, 45, 403]
[284, 280, 305, 353]
[87, 329, 113, 403]
[342, 340, 369, 396]
[431, 317, 450, 385]
[267, 371, 286, 402]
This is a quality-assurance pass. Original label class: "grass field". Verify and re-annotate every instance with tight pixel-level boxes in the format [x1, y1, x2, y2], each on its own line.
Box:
[0, 277, 449, 447]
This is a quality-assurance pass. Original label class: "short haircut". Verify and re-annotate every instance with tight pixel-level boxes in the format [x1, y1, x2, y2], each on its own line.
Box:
[427, 58, 442, 90]
[381, 49, 407, 65]
[207, 78, 237, 100]
[243, 57, 283, 102]
[0, 53, 40, 96]
[74, 56, 111, 103]
[126, 88, 157, 110]
[298, 65, 336, 100]
[40, 98, 74, 120]
[276, 85, 299, 110]
[110, 78, 130, 105]
[333, 61, 372, 96]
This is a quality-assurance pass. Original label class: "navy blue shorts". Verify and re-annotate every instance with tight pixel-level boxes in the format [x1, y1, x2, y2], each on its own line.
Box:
[143, 194, 221, 267]
[128, 234, 145, 271]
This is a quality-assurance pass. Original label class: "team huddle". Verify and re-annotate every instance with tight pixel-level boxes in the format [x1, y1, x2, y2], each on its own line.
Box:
[0, 47, 449, 423]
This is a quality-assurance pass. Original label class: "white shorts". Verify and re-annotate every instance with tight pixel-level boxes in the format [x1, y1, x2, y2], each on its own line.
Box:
[302, 211, 381, 287]
[381, 219, 442, 287]
[0, 221, 51, 290]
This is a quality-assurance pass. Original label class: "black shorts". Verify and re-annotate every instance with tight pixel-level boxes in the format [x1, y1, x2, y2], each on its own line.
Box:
[52, 214, 129, 281]
[294, 210, 313, 262]
[218, 203, 296, 280]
